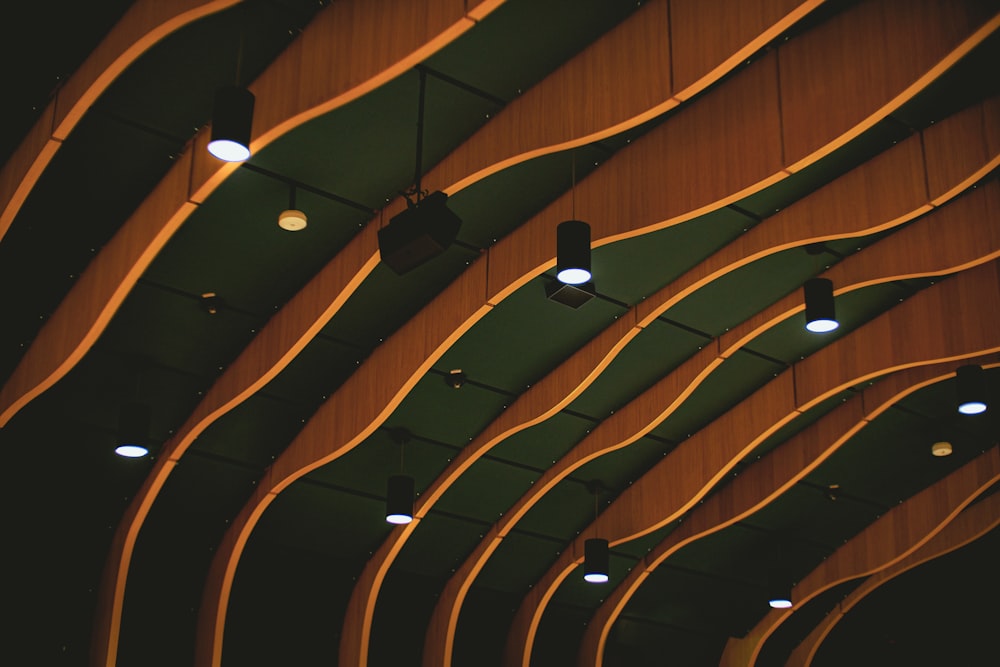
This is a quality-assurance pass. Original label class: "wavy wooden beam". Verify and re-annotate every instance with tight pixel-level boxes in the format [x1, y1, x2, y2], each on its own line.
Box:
[719, 444, 1000, 667]
[58, 3, 834, 665]
[0, 0, 824, 433]
[786, 492, 1000, 667]
[74, 2, 992, 666]
[79, 3, 506, 666]
[501, 260, 1000, 667]
[427, 99, 1000, 667]
[0, 0, 242, 243]
[0, 0, 498, 432]
[434, 0, 826, 195]
[576, 357, 1000, 667]
[229, 13, 1000, 655]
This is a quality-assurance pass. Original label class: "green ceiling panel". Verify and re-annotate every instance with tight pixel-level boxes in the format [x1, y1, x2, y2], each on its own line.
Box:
[257, 333, 366, 408]
[567, 318, 708, 420]
[650, 349, 787, 443]
[396, 510, 491, 580]
[436, 275, 628, 394]
[261, 479, 389, 555]
[474, 528, 565, 595]
[488, 411, 598, 471]
[434, 455, 540, 524]
[593, 207, 755, 307]
[187, 391, 305, 467]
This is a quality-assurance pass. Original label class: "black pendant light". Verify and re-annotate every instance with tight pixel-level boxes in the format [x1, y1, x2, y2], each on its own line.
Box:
[956, 364, 987, 415]
[583, 481, 609, 583]
[557, 220, 592, 285]
[556, 154, 592, 285]
[767, 581, 793, 609]
[385, 474, 414, 525]
[804, 277, 838, 333]
[385, 428, 414, 524]
[208, 85, 255, 162]
[583, 537, 610, 583]
[115, 402, 151, 458]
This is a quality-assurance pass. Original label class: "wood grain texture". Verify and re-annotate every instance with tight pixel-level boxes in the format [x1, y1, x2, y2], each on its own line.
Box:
[719, 444, 1000, 667]
[0, 0, 240, 242]
[577, 358, 1000, 667]
[786, 491, 1000, 667]
[670, 0, 820, 94]
[77, 3, 501, 666]
[779, 0, 1000, 168]
[720, 178, 1000, 355]
[420, 91, 1000, 667]
[501, 263, 1000, 667]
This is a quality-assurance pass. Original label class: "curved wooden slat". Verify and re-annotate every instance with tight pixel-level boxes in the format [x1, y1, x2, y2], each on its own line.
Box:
[501, 261, 1000, 667]
[436, 0, 826, 195]
[786, 492, 1000, 667]
[81, 3, 503, 666]
[62, 4, 830, 666]
[719, 445, 1000, 667]
[0, 0, 490, 431]
[576, 358, 1000, 667]
[779, 0, 1000, 169]
[427, 99, 1000, 667]
[0, 0, 241, 243]
[721, 174, 1000, 355]
[76, 2, 992, 664]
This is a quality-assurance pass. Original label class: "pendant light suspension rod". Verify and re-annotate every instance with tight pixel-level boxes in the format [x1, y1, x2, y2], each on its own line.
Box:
[234, 4, 246, 85]
[413, 67, 427, 203]
[571, 152, 576, 220]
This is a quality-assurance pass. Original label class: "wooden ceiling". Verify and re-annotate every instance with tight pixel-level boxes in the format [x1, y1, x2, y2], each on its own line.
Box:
[1, 1, 998, 666]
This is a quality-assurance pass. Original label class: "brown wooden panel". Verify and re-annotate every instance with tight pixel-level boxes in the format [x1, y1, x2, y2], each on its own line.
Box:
[500, 265, 1000, 667]
[338, 314, 637, 665]
[780, 0, 999, 167]
[576, 358, 1000, 667]
[670, 0, 819, 94]
[487, 51, 784, 300]
[786, 491, 1000, 667]
[720, 445, 1000, 667]
[720, 180, 1000, 354]
[0, 0, 238, 242]
[0, 104, 58, 240]
[795, 262, 1000, 410]
[923, 96, 994, 203]
[348, 121, 997, 665]
[435, 0, 673, 194]
[0, 149, 197, 430]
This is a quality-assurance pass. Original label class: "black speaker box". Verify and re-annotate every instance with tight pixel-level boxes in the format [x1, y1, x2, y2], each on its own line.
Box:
[377, 191, 462, 275]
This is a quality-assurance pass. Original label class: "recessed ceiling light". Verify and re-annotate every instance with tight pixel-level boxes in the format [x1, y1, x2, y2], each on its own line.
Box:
[931, 441, 953, 457]
[278, 209, 307, 231]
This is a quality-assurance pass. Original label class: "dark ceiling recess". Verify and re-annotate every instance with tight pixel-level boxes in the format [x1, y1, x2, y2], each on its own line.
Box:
[1, 2, 998, 667]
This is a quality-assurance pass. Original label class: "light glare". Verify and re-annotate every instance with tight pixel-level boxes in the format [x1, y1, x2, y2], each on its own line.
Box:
[208, 138, 250, 162]
[958, 400, 987, 415]
[115, 444, 148, 458]
[806, 318, 839, 333]
[557, 267, 591, 285]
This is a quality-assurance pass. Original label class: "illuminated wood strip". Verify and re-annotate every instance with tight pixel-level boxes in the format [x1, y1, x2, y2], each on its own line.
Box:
[0, 0, 488, 431]
[719, 445, 1000, 667]
[0, 0, 241, 243]
[57, 3, 992, 667]
[501, 261, 1000, 667]
[576, 357, 1000, 667]
[430, 98, 1000, 667]
[78, 3, 500, 666]
[786, 492, 1000, 667]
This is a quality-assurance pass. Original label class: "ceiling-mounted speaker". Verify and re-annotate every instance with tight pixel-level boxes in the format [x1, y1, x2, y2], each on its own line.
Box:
[378, 191, 462, 275]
